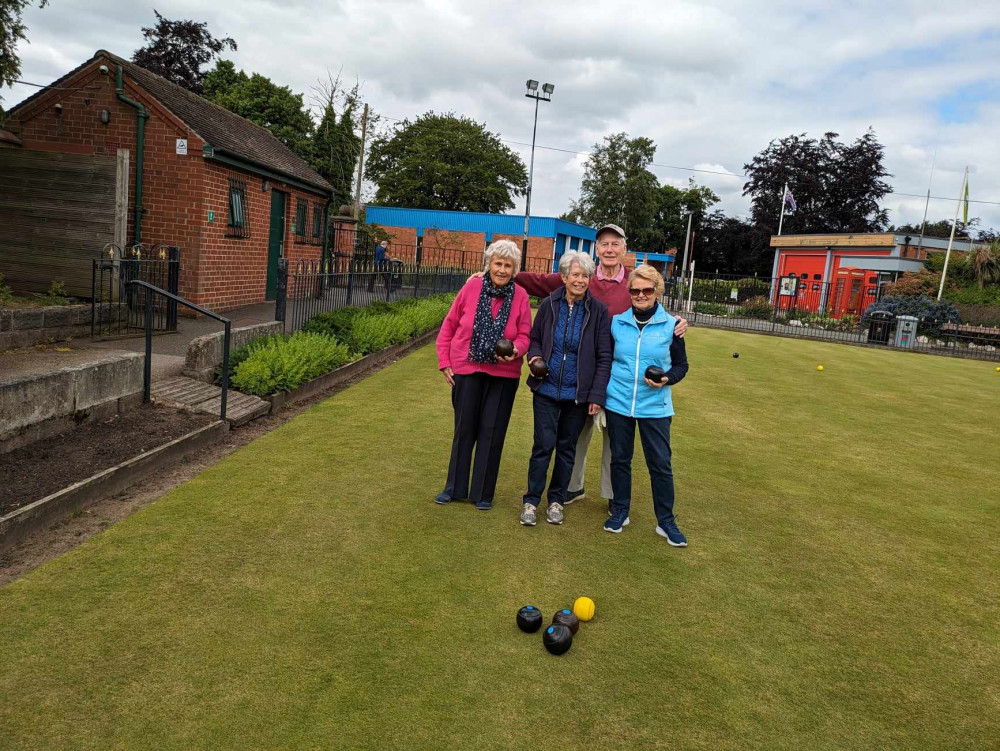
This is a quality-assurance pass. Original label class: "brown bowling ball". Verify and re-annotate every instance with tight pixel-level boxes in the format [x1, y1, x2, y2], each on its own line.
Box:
[528, 359, 549, 379]
[495, 338, 515, 358]
[552, 608, 580, 634]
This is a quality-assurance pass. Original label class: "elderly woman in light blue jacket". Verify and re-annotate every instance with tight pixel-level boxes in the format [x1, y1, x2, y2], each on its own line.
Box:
[602, 264, 690, 546]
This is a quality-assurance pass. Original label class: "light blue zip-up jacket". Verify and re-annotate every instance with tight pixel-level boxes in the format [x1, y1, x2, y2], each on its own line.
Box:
[605, 305, 684, 418]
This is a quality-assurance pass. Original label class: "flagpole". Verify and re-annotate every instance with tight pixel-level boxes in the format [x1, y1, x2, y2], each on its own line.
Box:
[777, 182, 788, 236]
[937, 166, 968, 301]
[915, 147, 936, 256]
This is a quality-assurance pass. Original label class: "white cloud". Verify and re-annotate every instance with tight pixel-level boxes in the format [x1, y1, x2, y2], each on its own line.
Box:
[5, 0, 1000, 232]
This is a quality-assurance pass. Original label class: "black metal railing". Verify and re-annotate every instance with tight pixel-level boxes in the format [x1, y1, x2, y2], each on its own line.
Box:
[92, 243, 180, 337]
[661, 273, 1000, 362]
[125, 280, 232, 421]
[282, 257, 467, 333]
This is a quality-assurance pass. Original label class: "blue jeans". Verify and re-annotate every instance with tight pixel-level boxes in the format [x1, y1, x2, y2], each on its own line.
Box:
[523, 393, 589, 507]
[606, 410, 676, 526]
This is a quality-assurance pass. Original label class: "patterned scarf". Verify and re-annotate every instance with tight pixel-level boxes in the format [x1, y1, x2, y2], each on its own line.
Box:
[467, 275, 516, 363]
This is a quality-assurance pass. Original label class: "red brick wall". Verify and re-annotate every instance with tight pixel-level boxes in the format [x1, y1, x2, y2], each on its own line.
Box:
[8, 56, 326, 312]
[491, 234, 554, 273]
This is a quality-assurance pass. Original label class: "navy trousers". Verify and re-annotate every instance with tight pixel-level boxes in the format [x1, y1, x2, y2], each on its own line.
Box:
[606, 410, 676, 526]
[443, 373, 519, 503]
[523, 393, 589, 508]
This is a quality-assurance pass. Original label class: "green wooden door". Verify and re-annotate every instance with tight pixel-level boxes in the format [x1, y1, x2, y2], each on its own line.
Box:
[266, 190, 286, 301]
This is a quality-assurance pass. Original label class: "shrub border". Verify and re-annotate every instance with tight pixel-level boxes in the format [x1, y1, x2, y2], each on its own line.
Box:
[265, 326, 441, 413]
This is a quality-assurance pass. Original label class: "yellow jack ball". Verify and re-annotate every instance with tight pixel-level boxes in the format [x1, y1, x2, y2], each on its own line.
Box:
[817, 365, 824, 371]
[995, 366, 1000, 372]
[573, 596, 596, 622]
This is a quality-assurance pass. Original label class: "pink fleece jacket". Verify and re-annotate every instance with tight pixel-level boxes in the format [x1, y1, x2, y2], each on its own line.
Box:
[437, 277, 532, 379]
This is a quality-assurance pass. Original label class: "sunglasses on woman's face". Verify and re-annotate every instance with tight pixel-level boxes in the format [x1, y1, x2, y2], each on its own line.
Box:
[629, 287, 656, 297]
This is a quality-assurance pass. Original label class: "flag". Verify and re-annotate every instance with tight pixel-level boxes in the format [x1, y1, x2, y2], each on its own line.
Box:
[784, 186, 797, 212]
[962, 179, 969, 225]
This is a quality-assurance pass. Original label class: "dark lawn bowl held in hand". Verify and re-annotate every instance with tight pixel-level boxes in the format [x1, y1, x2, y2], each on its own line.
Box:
[528, 359, 549, 379]
[516, 605, 544, 633]
[644, 365, 667, 383]
[494, 338, 515, 358]
[542, 624, 573, 656]
[552, 608, 580, 634]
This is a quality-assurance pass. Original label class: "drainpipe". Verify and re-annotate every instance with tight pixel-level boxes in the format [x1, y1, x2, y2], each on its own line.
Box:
[116, 65, 148, 245]
[321, 199, 332, 270]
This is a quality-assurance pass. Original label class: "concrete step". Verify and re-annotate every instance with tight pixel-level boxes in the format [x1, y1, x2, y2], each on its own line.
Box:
[152, 376, 269, 426]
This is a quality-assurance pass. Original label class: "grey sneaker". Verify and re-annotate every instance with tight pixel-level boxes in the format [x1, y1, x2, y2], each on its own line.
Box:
[520, 503, 537, 526]
[546, 502, 564, 525]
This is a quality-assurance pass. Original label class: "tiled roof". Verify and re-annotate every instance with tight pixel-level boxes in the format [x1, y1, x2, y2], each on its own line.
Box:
[9, 50, 332, 195]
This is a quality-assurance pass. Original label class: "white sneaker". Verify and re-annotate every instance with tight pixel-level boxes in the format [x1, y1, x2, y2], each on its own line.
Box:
[520, 503, 537, 526]
[546, 502, 564, 525]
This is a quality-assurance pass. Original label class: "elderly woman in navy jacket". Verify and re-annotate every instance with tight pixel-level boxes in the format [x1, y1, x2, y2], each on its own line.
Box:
[520, 251, 612, 527]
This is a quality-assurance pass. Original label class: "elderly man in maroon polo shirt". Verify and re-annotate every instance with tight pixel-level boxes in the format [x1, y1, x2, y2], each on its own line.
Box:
[513, 223, 688, 509]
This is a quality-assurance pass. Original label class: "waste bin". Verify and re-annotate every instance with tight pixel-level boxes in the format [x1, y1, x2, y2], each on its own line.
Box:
[868, 310, 894, 344]
[894, 315, 918, 348]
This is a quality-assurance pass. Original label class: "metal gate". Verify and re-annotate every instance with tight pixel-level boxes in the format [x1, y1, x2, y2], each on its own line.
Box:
[92, 244, 180, 337]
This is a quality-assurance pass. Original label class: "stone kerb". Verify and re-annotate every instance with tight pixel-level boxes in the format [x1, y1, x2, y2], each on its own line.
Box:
[0, 351, 144, 452]
[0, 304, 94, 350]
[184, 321, 283, 382]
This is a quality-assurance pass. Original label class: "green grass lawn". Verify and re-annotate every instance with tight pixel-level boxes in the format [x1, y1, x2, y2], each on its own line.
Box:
[1, 329, 998, 750]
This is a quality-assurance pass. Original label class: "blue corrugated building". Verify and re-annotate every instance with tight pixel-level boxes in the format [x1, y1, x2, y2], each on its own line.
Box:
[365, 206, 597, 272]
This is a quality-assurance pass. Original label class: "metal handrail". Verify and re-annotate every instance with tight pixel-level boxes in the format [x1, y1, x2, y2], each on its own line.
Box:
[125, 280, 232, 421]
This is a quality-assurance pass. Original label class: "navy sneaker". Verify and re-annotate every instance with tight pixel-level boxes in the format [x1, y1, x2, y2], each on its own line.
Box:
[603, 511, 630, 533]
[474, 500, 493, 511]
[434, 492, 452, 505]
[656, 519, 688, 547]
[564, 488, 585, 505]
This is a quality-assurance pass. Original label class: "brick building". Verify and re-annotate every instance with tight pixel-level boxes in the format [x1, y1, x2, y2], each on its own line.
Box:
[2, 50, 332, 312]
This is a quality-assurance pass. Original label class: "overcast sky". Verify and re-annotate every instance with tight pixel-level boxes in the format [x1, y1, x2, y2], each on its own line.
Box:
[6, 1, 1000, 231]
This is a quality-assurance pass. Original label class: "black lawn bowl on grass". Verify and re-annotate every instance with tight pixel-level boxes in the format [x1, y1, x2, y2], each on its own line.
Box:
[733, 352, 740, 358]
[543, 624, 573, 656]
[517, 605, 543, 633]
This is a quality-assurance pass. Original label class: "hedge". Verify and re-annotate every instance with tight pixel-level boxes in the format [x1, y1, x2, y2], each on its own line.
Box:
[230, 333, 356, 396]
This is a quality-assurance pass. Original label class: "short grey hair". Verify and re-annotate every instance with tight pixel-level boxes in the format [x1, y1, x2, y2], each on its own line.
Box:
[483, 239, 522, 274]
[558, 250, 596, 277]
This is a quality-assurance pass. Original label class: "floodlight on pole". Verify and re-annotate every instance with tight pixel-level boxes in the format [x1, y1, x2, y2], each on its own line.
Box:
[523, 80, 555, 265]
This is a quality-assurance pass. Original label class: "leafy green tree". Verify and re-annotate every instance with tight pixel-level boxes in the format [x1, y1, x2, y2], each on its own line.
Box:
[742, 129, 892, 234]
[365, 112, 527, 213]
[310, 76, 361, 209]
[892, 218, 981, 241]
[131, 10, 236, 94]
[570, 133, 660, 250]
[650, 180, 719, 250]
[204, 60, 314, 162]
[0, 0, 47, 114]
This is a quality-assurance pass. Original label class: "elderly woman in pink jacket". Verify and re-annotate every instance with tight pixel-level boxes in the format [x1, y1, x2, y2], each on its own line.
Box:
[436, 239, 533, 510]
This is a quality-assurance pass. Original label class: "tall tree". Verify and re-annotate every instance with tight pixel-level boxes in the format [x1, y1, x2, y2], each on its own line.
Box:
[132, 10, 236, 94]
[694, 212, 774, 276]
[571, 133, 660, 250]
[742, 129, 892, 234]
[365, 112, 527, 213]
[650, 180, 719, 251]
[0, 0, 47, 114]
[309, 73, 362, 209]
[204, 60, 314, 162]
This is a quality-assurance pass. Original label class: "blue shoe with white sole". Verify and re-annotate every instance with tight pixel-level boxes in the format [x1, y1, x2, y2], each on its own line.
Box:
[603, 511, 630, 533]
[656, 519, 687, 547]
